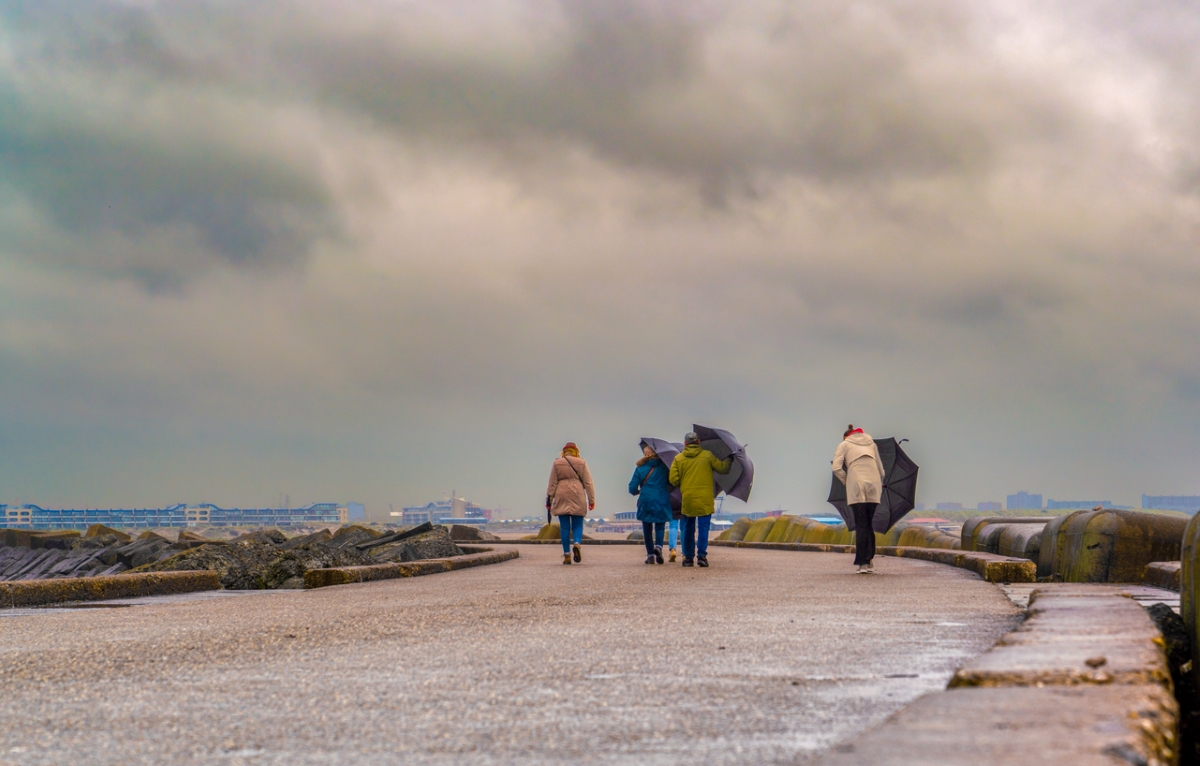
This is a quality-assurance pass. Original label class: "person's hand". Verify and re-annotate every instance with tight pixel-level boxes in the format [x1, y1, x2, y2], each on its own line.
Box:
[588, 503, 595, 511]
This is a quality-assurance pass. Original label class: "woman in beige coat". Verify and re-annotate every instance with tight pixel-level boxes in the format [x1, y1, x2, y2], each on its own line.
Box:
[546, 442, 595, 565]
[832, 425, 886, 573]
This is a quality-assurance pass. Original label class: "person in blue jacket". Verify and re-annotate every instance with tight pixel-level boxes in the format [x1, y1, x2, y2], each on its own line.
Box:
[629, 443, 673, 564]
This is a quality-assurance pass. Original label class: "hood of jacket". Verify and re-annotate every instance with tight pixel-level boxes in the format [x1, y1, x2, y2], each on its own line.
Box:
[844, 432, 874, 447]
[680, 444, 704, 458]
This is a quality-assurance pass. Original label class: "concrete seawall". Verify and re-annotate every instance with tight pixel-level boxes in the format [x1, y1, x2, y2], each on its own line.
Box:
[818, 585, 1178, 765]
[304, 548, 519, 588]
[710, 540, 1037, 583]
[0, 570, 220, 608]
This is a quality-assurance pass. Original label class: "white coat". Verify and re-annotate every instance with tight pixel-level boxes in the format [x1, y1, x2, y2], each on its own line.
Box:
[833, 432, 885, 505]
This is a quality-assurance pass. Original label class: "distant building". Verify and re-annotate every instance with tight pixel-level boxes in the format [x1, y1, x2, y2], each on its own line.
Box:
[1007, 492, 1042, 510]
[913, 503, 926, 511]
[977, 502, 1002, 511]
[347, 502, 365, 521]
[935, 502, 963, 511]
[1143, 495, 1200, 514]
[396, 496, 493, 526]
[1046, 500, 1111, 510]
[2, 503, 349, 530]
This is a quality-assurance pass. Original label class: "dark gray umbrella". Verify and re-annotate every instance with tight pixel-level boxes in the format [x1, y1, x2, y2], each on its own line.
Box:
[639, 437, 684, 469]
[827, 437, 919, 532]
[640, 437, 685, 513]
[692, 424, 754, 502]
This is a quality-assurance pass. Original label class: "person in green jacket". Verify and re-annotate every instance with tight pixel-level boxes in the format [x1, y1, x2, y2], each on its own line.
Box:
[669, 431, 732, 567]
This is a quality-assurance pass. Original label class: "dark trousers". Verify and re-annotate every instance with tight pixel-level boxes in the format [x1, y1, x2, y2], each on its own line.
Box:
[851, 503, 878, 565]
[682, 515, 712, 560]
[642, 522, 665, 555]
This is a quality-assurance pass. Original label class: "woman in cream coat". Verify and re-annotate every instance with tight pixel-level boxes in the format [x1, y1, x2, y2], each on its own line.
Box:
[832, 425, 886, 574]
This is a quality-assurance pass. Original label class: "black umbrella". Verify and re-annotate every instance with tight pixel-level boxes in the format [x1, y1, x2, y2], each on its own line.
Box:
[692, 424, 754, 502]
[827, 437, 919, 532]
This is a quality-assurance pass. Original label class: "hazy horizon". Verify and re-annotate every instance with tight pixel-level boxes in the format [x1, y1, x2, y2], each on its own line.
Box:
[3, 1, 1199, 519]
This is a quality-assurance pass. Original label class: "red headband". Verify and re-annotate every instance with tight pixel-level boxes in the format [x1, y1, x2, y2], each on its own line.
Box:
[849, 428, 863, 435]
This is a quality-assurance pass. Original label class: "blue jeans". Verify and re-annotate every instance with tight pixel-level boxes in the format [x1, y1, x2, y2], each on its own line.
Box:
[642, 522, 665, 555]
[668, 519, 680, 549]
[559, 515, 584, 553]
[682, 515, 711, 560]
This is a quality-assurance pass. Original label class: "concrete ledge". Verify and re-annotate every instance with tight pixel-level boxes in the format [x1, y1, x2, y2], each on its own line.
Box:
[815, 684, 1177, 766]
[709, 541, 1036, 582]
[950, 586, 1172, 689]
[494, 539, 643, 545]
[0, 571, 220, 609]
[710, 541, 856, 554]
[1144, 561, 1181, 593]
[304, 549, 519, 589]
[877, 546, 1037, 583]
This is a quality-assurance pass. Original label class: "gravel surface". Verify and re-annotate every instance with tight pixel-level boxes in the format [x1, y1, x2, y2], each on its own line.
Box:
[0, 545, 1021, 765]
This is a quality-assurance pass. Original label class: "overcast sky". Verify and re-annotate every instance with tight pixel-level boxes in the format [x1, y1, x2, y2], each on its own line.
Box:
[2, 0, 1199, 518]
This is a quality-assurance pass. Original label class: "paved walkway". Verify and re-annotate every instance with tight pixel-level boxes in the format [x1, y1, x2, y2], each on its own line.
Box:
[0, 545, 1021, 765]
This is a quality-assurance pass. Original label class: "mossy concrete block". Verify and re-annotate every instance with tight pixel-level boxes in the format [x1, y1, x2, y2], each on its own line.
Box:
[304, 549, 519, 589]
[522, 523, 562, 541]
[814, 684, 1177, 766]
[0, 571, 220, 608]
[762, 515, 793, 543]
[742, 517, 776, 543]
[960, 516, 1048, 551]
[896, 526, 959, 549]
[997, 525, 1042, 562]
[881, 522, 908, 546]
[1144, 561, 1181, 592]
[1038, 512, 1075, 579]
[951, 587, 1171, 689]
[722, 517, 753, 542]
[1181, 511, 1200, 677]
[1055, 509, 1187, 583]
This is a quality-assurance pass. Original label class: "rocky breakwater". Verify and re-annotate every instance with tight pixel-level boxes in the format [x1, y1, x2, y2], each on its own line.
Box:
[0, 522, 463, 589]
[0, 524, 172, 580]
[134, 523, 462, 589]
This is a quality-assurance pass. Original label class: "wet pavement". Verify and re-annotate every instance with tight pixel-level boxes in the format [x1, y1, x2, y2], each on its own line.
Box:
[0, 545, 1021, 765]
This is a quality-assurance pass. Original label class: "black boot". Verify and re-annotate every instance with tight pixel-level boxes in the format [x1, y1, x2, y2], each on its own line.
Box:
[697, 555, 708, 568]
[654, 546, 664, 565]
[682, 558, 694, 567]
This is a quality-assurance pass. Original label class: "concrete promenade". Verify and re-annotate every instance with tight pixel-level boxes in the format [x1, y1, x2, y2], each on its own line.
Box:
[0, 545, 1021, 765]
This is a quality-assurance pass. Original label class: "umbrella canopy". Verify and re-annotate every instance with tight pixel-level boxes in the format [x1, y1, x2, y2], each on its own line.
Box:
[827, 437, 919, 532]
[639, 437, 684, 469]
[692, 424, 754, 502]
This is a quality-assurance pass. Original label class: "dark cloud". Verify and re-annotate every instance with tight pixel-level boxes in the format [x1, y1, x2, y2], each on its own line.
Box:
[0, 2, 335, 288]
[1, 0, 1199, 513]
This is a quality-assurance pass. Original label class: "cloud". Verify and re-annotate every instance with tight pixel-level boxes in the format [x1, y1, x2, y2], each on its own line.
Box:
[1, 0, 1200, 513]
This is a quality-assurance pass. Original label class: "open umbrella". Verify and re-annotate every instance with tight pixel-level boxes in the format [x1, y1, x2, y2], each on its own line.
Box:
[827, 437, 919, 532]
[640, 437, 685, 513]
[639, 437, 684, 469]
[692, 424, 754, 502]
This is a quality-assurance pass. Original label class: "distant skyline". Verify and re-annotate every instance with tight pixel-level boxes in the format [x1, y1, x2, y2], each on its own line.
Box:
[3, 2, 1200, 518]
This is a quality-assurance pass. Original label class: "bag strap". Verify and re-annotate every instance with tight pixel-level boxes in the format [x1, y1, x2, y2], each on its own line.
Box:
[562, 456, 586, 486]
[640, 464, 657, 488]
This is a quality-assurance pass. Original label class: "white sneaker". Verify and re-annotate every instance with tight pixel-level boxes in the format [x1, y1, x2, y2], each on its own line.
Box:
[866, 562, 876, 573]
[856, 565, 867, 574]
